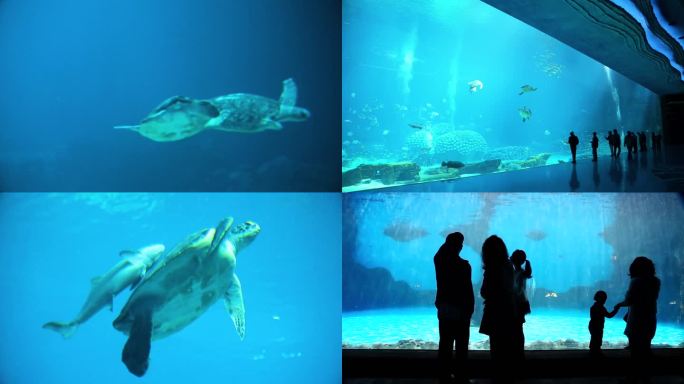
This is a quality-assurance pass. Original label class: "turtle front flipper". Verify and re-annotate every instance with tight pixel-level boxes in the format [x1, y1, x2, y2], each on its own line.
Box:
[224, 273, 245, 340]
[122, 310, 153, 377]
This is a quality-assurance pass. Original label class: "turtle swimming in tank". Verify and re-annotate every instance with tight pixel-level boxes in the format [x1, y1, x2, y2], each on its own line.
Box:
[114, 78, 309, 141]
[114, 96, 220, 142]
[112, 217, 260, 377]
[204, 78, 310, 133]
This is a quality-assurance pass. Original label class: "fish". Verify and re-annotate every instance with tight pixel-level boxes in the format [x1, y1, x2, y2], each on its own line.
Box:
[544, 130, 551, 136]
[526, 230, 547, 241]
[519, 84, 538, 95]
[42, 244, 166, 339]
[468, 80, 484, 93]
[383, 222, 429, 242]
[518, 107, 532, 122]
[382, 130, 390, 135]
[441, 161, 465, 170]
[408, 123, 424, 130]
[545, 292, 559, 298]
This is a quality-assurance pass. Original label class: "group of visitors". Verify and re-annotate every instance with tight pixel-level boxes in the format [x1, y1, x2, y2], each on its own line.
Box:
[434, 232, 660, 383]
[567, 129, 663, 164]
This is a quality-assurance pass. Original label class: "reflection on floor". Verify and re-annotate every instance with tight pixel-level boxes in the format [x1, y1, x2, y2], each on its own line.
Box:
[382, 147, 684, 192]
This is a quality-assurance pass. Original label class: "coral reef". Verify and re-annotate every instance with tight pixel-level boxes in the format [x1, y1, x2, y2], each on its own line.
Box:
[484, 146, 531, 161]
[342, 339, 682, 350]
[404, 130, 434, 155]
[342, 162, 420, 187]
[433, 130, 488, 162]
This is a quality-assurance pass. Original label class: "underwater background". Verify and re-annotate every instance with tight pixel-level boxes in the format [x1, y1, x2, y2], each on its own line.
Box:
[342, 0, 661, 191]
[0, 193, 341, 383]
[0, 0, 341, 192]
[342, 192, 684, 349]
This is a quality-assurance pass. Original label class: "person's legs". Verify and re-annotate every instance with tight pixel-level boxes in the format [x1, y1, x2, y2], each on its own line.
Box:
[571, 147, 577, 163]
[438, 318, 455, 382]
[454, 318, 470, 381]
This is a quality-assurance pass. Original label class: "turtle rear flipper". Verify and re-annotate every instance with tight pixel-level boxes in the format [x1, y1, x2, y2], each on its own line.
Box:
[122, 310, 153, 377]
[279, 78, 297, 110]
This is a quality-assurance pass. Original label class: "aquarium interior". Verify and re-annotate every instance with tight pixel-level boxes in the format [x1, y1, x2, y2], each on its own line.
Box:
[342, 192, 684, 350]
[0, 193, 341, 384]
[0, 0, 341, 192]
[341, 0, 662, 192]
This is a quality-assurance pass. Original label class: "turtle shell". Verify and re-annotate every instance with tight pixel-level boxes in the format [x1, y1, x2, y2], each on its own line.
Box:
[205, 93, 280, 132]
[113, 220, 236, 341]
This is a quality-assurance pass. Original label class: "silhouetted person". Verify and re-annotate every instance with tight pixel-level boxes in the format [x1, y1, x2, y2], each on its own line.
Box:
[591, 132, 599, 161]
[434, 232, 474, 384]
[510, 250, 532, 359]
[479, 235, 518, 380]
[625, 131, 637, 159]
[614, 257, 660, 381]
[605, 131, 615, 157]
[639, 132, 647, 152]
[613, 129, 621, 157]
[589, 290, 619, 356]
[568, 131, 579, 163]
[630, 132, 639, 156]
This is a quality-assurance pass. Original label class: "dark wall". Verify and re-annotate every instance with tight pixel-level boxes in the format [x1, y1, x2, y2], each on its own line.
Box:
[661, 93, 684, 145]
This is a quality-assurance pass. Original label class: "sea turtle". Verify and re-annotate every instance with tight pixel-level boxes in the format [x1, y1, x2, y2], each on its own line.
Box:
[518, 106, 532, 122]
[518, 84, 538, 95]
[112, 217, 260, 377]
[204, 78, 310, 132]
[114, 96, 220, 142]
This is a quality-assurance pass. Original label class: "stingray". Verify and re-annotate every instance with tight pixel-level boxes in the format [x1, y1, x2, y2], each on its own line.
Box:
[526, 230, 547, 241]
[383, 222, 429, 242]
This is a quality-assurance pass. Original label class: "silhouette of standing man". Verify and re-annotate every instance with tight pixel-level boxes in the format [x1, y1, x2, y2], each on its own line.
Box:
[568, 131, 579, 164]
[591, 132, 599, 162]
[434, 232, 474, 384]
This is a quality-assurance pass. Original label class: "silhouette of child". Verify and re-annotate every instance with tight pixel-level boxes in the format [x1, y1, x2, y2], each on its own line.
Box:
[510, 250, 532, 319]
[589, 290, 619, 355]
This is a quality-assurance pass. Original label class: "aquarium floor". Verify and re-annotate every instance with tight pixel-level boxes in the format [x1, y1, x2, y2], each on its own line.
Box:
[343, 348, 684, 381]
[378, 147, 684, 192]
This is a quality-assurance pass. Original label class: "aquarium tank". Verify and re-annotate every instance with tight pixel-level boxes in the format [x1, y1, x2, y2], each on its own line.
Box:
[341, 0, 662, 192]
[0, 193, 341, 383]
[342, 192, 684, 350]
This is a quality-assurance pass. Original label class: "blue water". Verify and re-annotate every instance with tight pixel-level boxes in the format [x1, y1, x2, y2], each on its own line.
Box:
[342, 308, 684, 348]
[341, 0, 661, 191]
[342, 192, 684, 348]
[0, 0, 341, 192]
[0, 193, 341, 383]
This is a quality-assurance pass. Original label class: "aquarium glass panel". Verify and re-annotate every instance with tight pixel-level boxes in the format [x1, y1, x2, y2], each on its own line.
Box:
[342, 193, 684, 350]
[0, 193, 341, 383]
[342, 0, 662, 192]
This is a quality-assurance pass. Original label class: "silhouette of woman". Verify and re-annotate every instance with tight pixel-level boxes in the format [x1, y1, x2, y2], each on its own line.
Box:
[615, 256, 660, 379]
[478, 235, 519, 375]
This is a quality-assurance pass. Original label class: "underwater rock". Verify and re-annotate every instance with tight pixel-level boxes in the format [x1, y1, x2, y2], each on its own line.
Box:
[484, 146, 531, 161]
[343, 339, 677, 351]
[433, 130, 488, 162]
[459, 159, 502, 175]
[342, 162, 421, 187]
[519, 153, 552, 168]
[342, 260, 435, 311]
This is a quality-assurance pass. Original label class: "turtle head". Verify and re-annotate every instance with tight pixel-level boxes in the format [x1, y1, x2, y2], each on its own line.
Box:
[225, 220, 261, 254]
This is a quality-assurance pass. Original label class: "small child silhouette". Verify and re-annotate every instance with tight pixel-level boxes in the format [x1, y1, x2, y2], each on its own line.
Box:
[589, 290, 619, 355]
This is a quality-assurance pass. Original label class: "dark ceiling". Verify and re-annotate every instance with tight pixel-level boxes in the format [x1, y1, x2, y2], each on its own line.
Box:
[481, 0, 684, 95]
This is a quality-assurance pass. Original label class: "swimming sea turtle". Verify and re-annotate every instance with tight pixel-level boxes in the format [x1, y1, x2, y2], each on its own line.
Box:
[112, 217, 260, 377]
[204, 78, 310, 132]
[518, 84, 538, 95]
[114, 96, 220, 142]
[518, 106, 532, 122]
